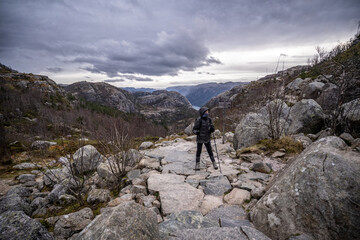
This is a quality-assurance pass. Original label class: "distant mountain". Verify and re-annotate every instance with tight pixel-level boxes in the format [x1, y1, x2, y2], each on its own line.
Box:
[123, 87, 156, 93]
[166, 82, 248, 107]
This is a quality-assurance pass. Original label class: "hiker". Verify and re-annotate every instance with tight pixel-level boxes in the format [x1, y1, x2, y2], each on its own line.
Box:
[192, 106, 218, 170]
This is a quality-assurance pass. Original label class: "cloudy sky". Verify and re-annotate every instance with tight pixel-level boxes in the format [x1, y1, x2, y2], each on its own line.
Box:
[1, 0, 359, 88]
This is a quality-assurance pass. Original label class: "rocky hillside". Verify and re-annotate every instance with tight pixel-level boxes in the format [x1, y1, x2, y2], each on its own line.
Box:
[64, 81, 137, 113]
[65, 82, 197, 128]
[167, 82, 247, 107]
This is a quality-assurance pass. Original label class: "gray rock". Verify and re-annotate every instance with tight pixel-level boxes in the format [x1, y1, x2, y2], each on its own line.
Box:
[251, 162, 272, 173]
[225, 132, 234, 143]
[233, 113, 270, 150]
[54, 207, 93, 240]
[250, 136, 360, 240]
[339, 98, 360, 138]
[59, 194, 77, 205]
[170, 227, 248, 240]
[73, 145, 103, 174]
[0, 194, 33, 216]
[316, 83, 339, 111]
[31, 140, 57, 150]
[224, 188, 251, 205]
[159, 210, 218, 236]
[0, 211, 53, 240]
[96, 161, 117, 183]
[31, 197, 47, 210]
[293, 134, 313, 148]
[17, 174, 36, 183]
[43, 168, 68, 186]
[126, 149, 142, 167]
[271, 151, 285, 158]
[288, 99, 324, 134]
[126, 169, 141, 180]
[288, 233, 315, 240]
[75, 201, 160, 240]
[219, 218, 252, 228]
[251, 187, 266, 199]
[238, 172, 271, 184]
[87, 188, 110, 204]
[131, 185, 148, 195]
[139, 195, 155, 208]
[12, 162, 38, 170]
[239, 153, 263, 162]
[6, 186, 32, 198]
[241, 225, 272, 240]
[199, 176, 232, 196]
[302, 81, 325, 99]
[139, 157, 161, 170]
[287, 78, 304, 90]
[339, 132, 355, 146]
[184, 122, 195, 136]
[139, 141, 154, 150]
[47, 184, 67, 203]
[205, 205, 247, 223]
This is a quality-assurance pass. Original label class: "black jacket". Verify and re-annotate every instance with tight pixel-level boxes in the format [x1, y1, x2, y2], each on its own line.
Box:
[192, 107, 215, 143]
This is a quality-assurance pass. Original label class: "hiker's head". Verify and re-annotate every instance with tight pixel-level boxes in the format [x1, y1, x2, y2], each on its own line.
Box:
[199, 107, 209, 117]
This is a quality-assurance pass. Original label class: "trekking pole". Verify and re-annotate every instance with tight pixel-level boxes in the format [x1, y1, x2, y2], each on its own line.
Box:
[212, 133, 222, 174]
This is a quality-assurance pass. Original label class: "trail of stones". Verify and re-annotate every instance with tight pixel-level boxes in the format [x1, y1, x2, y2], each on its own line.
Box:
[143, 138, 277, 239]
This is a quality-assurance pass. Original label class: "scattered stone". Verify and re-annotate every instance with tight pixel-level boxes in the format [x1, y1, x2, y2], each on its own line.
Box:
[43, 168, 68, 186]
[292, 134, 313, 148]
[287, 78, 304, 90]
[339, 98, 360, 138]
[31, 140, 57, 150]
[251, 162, 272, 173]
[339, 132, 355, 146]
[47, 183, 67, 203]
[73, 145, 103, 174]
[184, 122, 195, 136]
[13, 162, 38, 170]
[96, 161, 117, 183]
[75, 202, 160, 240]
[59, 194, 77, 205]
[199, 176, 232, 196]
[239, 153, 263, 162]
[132, 177, 146, 186]
[224, 188, 251, 205]
[139, 195, 155, 208]
[251, 187, 266, 199]
[139, 141, 154, 150]
[54, 207, 93, 240]
[87, 189, 110, 204]
[271, 151, 286, 158]
[0, 194, 33, 216]
[241, 225, 272, 240]
[17, 174, 36, 183]
[131, 185, 148, 195]
[126, 169, 141, 180]
[139, 157, 161, 170]
[147, 174, 185, 194]
[126, 149, 142, 167]
[185, 135, 197, 141]
[200, 195, 223, 215]
[30, 197, 46, 210]
[0, 210, 53, 240]
[225, 132, 234, 143]
[238, 172, 271, 183]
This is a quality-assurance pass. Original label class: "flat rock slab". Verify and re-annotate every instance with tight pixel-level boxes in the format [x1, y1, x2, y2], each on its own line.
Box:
[159, 210, 218, 236]
[170, 227, 248, 240]
[199, 176, 232, 195]
[147, 174, 185, 193]
[205, 205, 247, 222]
[160, 184, 204, 216]
[238, 172, 271, 183]
[162, 162, 197, 175]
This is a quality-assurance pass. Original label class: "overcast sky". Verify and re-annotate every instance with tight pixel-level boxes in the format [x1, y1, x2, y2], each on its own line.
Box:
[1, 0, 359, 88]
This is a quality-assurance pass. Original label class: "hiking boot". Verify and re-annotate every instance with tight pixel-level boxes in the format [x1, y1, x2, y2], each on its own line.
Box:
[212, 161, 218, 170]
[195, 162, 200, 171]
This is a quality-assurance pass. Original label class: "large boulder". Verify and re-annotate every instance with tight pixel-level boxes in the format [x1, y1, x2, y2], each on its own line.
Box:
[199, 176, 232, 196]
[288, 99, 324, 134]
[316, 83, 339, 111]
[75, 201, 160, 240]
[302, 81, 325, 99]
[31, 140, 57, 150]
[250, 136, 360, 240]
[233, 113, 270, 150]
[73, 145, 103, 174]
[338, 98, 360, 138]
[126, 149, 142, 167]
[54, 207, 93, 239]
[0, 189, 33, 215]
[184, 122, 195, 136]
[0, 211, 53, 240]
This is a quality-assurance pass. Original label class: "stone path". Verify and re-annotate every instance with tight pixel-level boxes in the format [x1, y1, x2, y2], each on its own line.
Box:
[141, 136, 286, 239]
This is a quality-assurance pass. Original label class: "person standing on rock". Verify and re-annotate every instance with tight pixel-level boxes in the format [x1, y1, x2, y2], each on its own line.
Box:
[192, 106, 218, 171]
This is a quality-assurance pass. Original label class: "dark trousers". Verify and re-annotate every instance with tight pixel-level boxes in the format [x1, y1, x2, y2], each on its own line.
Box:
[196, 142, 214, 162]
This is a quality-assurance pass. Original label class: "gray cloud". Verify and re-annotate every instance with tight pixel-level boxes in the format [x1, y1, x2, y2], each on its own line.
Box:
[103, 79, 125, 83]
[46, 67, 63, 73]
[0, 0, 359, 81]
